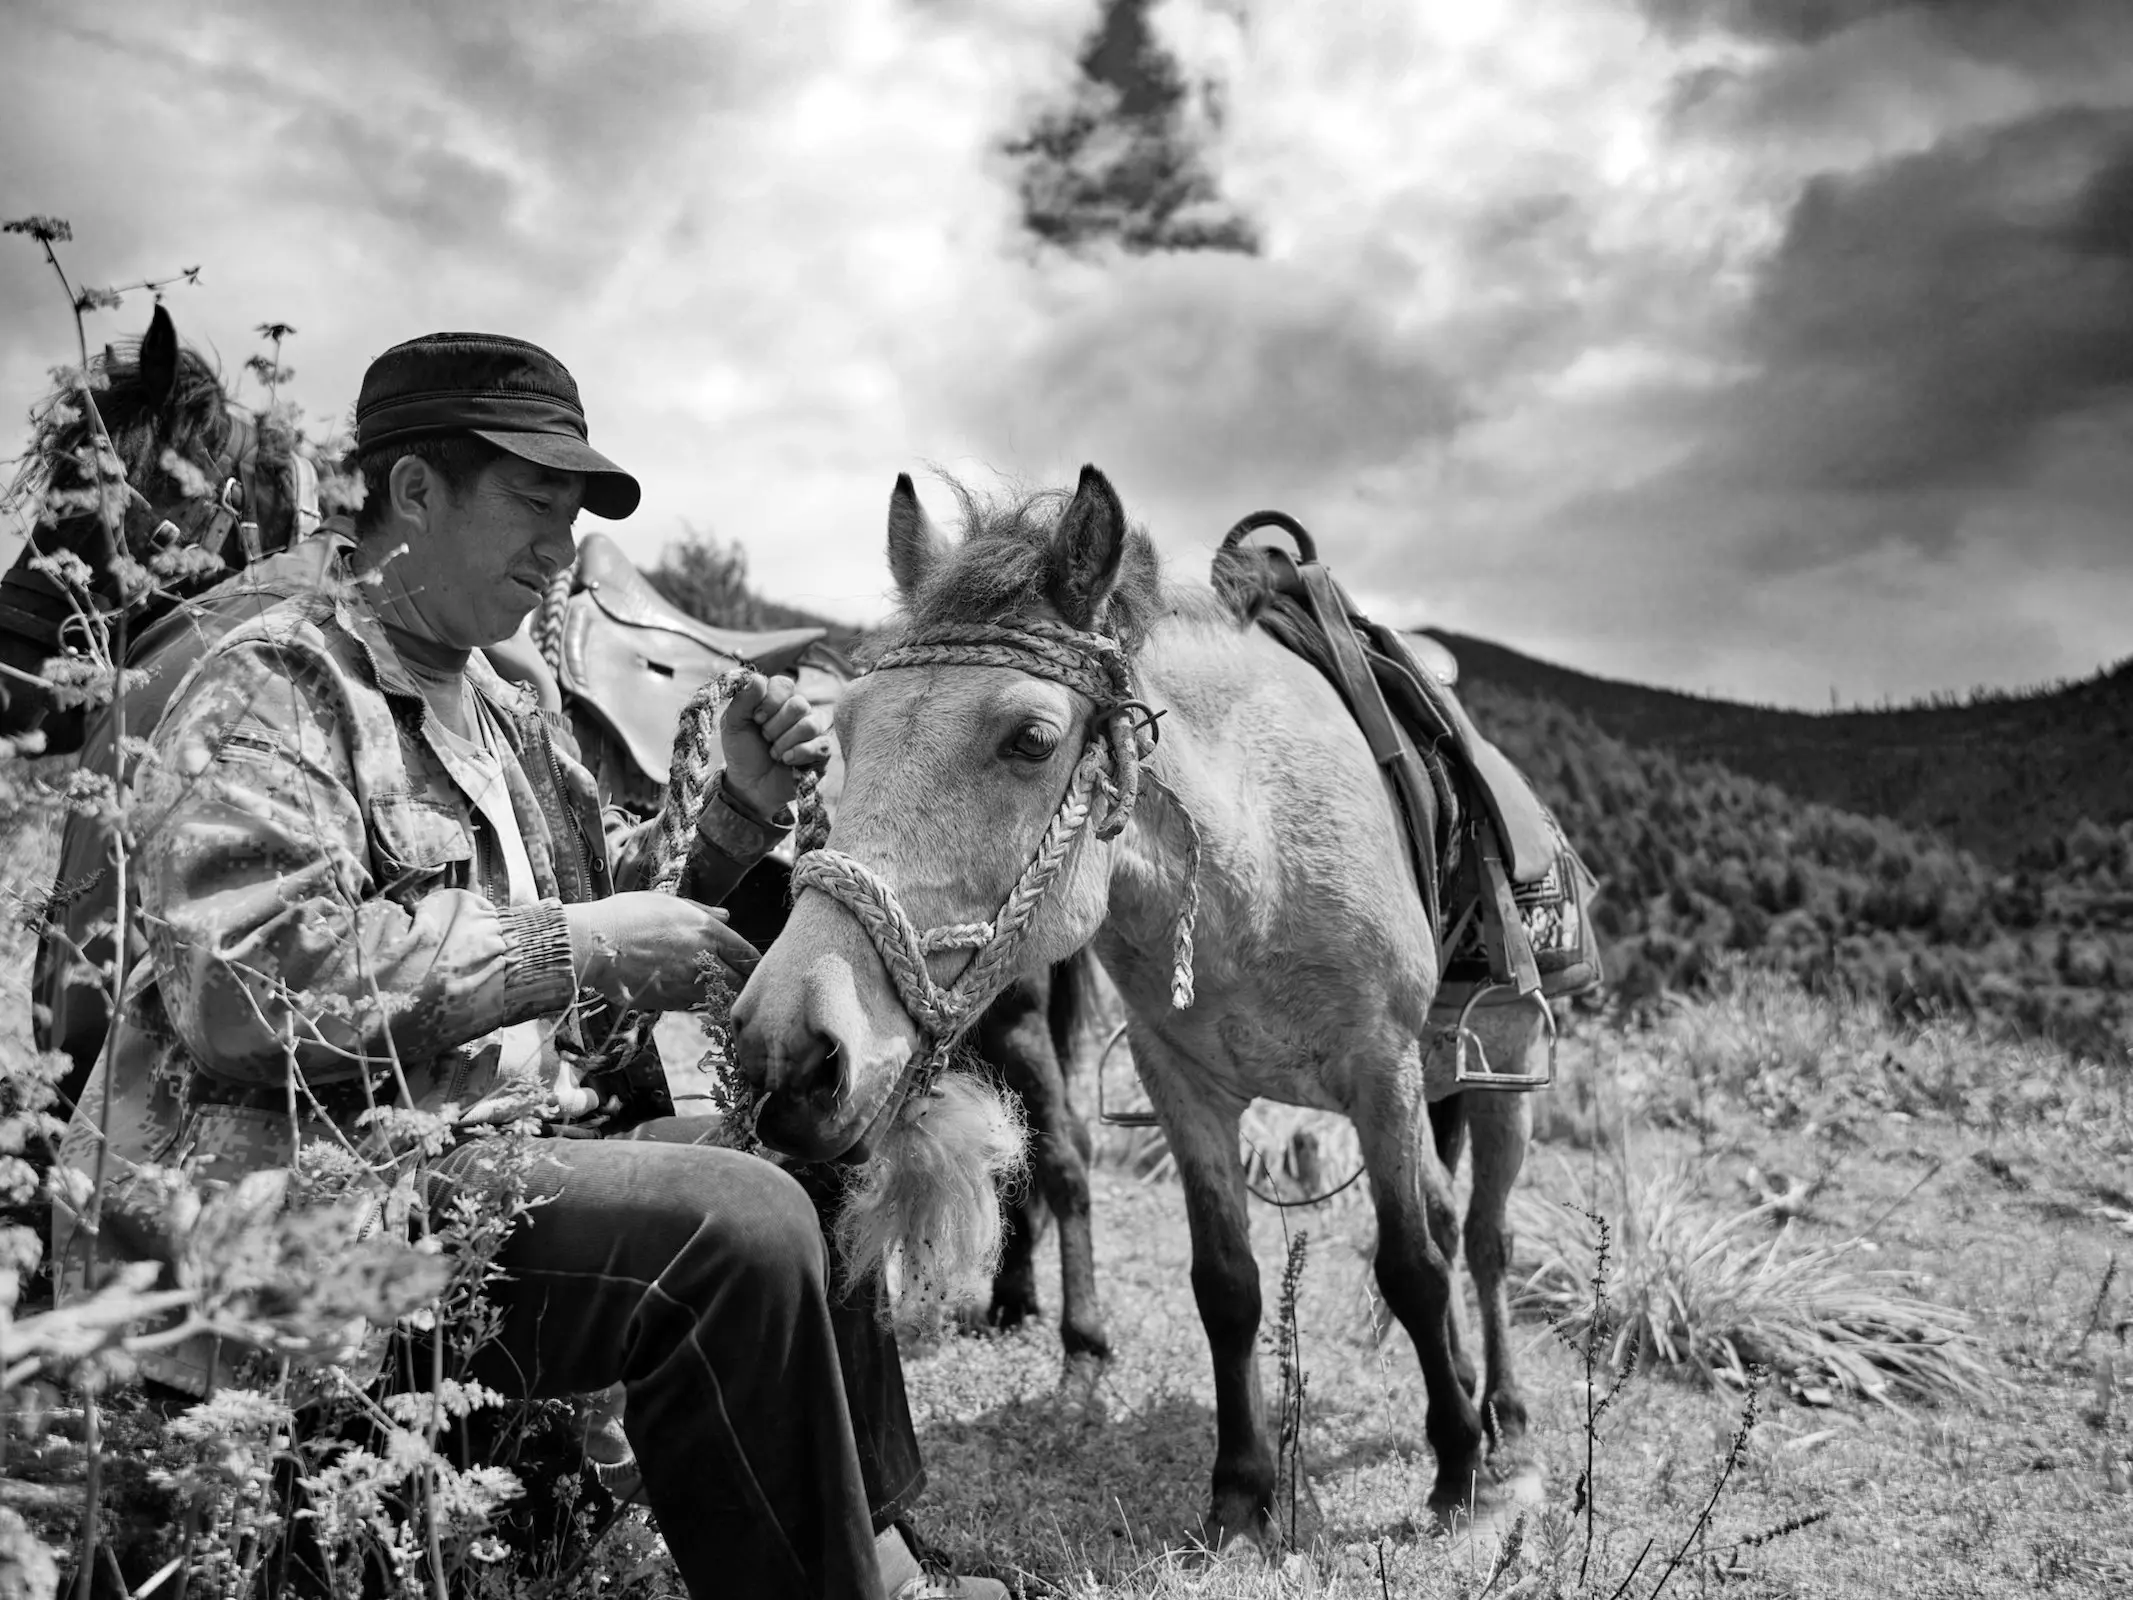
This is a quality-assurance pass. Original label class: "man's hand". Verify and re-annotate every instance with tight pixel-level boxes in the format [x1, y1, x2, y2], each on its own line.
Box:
[721, 672, 832, 819]
[564, 893, 762, 1013]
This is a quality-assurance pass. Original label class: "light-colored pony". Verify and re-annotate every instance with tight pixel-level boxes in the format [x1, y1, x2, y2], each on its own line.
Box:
[732, 466, 1540, 1543]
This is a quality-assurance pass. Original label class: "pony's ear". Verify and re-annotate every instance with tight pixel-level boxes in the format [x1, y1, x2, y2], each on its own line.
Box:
[1047, 464, 1128, 630]
[139, 302, 180, 409]
[886, 473, 948, 597]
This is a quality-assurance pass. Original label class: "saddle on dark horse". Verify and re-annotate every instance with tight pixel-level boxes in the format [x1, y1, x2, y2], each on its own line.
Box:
[1212, 511, 1603, 1089]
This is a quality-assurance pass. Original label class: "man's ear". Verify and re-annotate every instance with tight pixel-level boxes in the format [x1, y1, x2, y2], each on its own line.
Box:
[387, 453, 444, 531]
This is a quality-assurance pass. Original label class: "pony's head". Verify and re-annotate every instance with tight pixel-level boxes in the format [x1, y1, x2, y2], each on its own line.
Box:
[0, 303, 319, 746]
[730, 464, 1160, 1310]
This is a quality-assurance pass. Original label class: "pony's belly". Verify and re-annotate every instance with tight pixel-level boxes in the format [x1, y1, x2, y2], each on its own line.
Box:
[1206, 1008, 1372, 1113]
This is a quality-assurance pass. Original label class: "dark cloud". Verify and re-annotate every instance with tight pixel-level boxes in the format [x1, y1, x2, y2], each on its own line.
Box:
[1702, 106, 2133, 517]
[1003, 0, 1257, 255]
[1645, 0, 2036, 49]
[1653, 0, 2133, 130]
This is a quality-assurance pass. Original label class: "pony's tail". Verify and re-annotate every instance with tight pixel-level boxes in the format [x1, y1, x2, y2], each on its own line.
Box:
[833, 1066, 1027, 1327]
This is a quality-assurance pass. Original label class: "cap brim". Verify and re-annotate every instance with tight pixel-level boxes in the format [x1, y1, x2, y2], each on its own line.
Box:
[470, 428, 642, 521]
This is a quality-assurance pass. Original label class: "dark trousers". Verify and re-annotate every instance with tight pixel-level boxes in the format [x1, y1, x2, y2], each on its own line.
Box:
[449, 1117, 923, 1600]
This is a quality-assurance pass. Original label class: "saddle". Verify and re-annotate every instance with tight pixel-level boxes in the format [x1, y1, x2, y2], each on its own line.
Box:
[1213, 512, 1602, 1083]
[555, 532, 829, 785]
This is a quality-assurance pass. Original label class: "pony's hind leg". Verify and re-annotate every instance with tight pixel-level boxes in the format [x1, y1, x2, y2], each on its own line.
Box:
[1464, 1070, 1536, 1445]
[1427, 1091, 1480, 1402]
[1353, 1056, 1490, 1518]
[1134, 1026, 1274, 1549]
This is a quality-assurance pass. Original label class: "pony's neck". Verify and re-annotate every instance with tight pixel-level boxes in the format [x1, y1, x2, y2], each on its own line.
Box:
[1093, 612, 1251, 998]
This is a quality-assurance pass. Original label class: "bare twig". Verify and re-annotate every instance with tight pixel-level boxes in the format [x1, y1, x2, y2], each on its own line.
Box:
[1646, 1371, 1766, 1600]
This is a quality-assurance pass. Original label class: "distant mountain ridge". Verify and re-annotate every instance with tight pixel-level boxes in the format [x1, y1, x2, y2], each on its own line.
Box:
[1425, 629, 2133, 869]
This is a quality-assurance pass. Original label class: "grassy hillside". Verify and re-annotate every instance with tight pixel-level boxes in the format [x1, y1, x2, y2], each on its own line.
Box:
[1429, 629, 2133, 872]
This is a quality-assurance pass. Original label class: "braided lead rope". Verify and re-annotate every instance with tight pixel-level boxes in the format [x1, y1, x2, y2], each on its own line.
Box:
[650, 671, 750, 894]
[535, 563, 575, 679]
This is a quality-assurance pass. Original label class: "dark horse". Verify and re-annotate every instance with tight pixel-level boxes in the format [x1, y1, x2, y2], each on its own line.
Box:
[0, 302, 315, 753]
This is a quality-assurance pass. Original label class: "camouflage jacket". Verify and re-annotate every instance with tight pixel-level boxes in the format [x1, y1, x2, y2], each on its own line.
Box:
[54, 560, 786, 1387]
[36, 532, 351, 1082]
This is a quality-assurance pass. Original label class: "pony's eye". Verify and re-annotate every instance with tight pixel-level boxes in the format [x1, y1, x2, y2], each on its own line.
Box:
[1005, 722, 1060, 762]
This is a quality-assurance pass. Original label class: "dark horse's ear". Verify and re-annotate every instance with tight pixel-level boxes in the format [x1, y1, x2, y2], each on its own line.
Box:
[139, 302, 180, 410]
[1047, 464, 1128, 631]
[886, 473, 948, 597]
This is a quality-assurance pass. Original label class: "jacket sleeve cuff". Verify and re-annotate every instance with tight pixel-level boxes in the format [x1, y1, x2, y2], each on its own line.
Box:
[682, 772, 795, 905]
[699, 772, 792, 863]
[497, 898, 577, 1023]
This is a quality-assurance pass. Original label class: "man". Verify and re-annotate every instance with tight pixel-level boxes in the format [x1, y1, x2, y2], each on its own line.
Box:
[54, 333, 997, 1599]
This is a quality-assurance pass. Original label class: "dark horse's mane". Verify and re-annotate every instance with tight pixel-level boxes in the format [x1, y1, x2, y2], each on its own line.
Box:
[889, 479, 1241, 659]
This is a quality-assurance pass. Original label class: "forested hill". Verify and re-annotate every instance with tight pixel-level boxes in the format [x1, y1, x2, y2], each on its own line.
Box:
[1426, 629, 2133, 871]
[1451, 673, 2131, 1063]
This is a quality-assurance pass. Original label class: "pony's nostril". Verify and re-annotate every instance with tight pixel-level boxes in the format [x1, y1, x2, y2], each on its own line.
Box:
[778, 1029, 844, 1102]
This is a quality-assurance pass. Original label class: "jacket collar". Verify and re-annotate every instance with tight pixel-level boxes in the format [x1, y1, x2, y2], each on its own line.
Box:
[330, 576, 536, 745]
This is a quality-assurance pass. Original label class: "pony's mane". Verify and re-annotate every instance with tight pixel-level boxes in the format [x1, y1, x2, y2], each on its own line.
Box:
[891, 478, 1238, 656]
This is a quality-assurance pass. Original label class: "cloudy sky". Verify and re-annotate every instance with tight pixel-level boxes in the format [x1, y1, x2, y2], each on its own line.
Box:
[3, 0, 2129, 709]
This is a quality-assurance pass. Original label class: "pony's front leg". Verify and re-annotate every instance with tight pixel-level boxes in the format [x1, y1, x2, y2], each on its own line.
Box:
[1353, 1058, 1489, 1518]
[976, 978, 1111, 1383]
[1136, 1026, 1272, 1549]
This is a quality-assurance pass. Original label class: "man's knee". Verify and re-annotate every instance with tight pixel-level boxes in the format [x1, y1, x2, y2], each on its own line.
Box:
[673, 1148, 829, 1302]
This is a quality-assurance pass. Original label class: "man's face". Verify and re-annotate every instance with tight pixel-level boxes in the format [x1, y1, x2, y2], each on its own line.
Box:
[386, 455, 585, 648]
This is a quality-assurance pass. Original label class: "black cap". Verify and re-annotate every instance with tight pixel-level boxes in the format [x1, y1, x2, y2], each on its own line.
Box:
[354, 332, 641, 520]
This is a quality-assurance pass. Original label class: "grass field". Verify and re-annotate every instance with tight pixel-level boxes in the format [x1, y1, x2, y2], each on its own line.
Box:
[885, 982, 2133, 1597]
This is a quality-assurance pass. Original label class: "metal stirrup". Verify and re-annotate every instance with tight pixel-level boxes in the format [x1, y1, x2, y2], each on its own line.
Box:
[1452, 983, 1558, 1091]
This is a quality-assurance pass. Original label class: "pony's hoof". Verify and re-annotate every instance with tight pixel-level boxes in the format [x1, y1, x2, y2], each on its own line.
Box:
[1485, 1393, 1532, 1445]
[1203, 1496, 1274, 1558]
[1429, 1462, 1544, 1542]
[1058, 1350, 1109, 1415]
[984, 1291, 1039, 1331]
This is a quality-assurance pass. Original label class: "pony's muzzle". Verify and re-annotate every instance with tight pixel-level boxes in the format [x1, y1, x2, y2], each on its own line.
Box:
[731, 948, 914, 1163]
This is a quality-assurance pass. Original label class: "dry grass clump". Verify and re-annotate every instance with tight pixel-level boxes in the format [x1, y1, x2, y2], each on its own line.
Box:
[1512, 1151, 1996, 1408]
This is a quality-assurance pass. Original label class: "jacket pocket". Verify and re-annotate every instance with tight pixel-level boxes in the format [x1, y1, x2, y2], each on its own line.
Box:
[368, 792, 474, 892]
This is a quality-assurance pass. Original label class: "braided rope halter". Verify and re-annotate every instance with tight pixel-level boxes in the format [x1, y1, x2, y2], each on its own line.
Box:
[790, 618, 1199, 1100]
